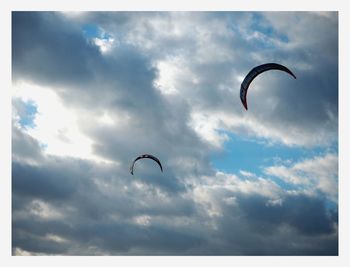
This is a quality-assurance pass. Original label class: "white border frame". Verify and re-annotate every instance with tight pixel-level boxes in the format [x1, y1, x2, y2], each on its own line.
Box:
[1, 1, 349, 266]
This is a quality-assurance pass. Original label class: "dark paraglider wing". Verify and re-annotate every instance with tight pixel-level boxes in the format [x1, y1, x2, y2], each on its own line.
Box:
[143, 154, 163, 172]
[240, 63, 296, 110]
[130, 154, 163, 175]
[130, 156, 142, 175]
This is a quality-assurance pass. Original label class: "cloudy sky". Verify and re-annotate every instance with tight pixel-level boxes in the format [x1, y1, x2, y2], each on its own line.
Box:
[11, 11, 338, 255]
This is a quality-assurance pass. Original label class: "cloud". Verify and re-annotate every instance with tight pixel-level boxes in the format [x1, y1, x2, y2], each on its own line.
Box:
[188, 170, 337, 255]
[12, 12, 100, 88]
[12, 125, 44, 165]
[265, 153, 338, 203]
[12, 11, 338, 255]
[12, 153, 338, 255]
[13, 12, 338, 148]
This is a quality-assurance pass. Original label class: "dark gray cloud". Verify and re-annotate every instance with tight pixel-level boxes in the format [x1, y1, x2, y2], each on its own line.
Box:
[12, 154, 338, 255]
[11, 145, 338, 255]
[12, 158, 338, 255]
[236, 194, 336, 236]
[12, 160, 91, 201]
[12, 12, 100, 88]
[12, 125, 44, 163]
[12, 11, 338, 255]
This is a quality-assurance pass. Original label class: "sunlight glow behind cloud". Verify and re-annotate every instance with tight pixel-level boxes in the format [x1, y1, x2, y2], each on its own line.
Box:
[13, 82, 111, 163]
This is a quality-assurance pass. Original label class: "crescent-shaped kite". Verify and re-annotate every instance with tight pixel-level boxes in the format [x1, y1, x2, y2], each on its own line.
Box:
[240, 63, 296, 110]
[130, 154, 163, 175]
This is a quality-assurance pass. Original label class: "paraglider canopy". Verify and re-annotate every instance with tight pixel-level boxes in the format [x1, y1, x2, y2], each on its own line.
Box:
[130, 154, 163, 175]
[240, 63, 296, 110]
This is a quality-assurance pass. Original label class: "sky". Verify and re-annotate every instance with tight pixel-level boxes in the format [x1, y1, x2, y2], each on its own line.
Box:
[11, 11, 338, 256]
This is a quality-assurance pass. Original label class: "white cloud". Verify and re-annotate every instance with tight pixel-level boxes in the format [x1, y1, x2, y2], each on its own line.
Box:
[189, 107, 337, 148]
[265, 153, 338, 203]
[93, 36, 115, 54]
[191, 171, 284, 220]
[189, 112, 229, 148]
[133, 215, 151, 226]
[239, 170, 256, 177]
[12, 82, 113, 163]
[13, 247, 38, 256]
[45, 233, 69, 244]
[29, 199, 65, 220]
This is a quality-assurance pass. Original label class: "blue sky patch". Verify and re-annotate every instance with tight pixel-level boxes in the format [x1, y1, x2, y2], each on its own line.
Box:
[18, 100, 38, 129]
[82, 23, 112, 40]
[211, 132, 337, 177]
[252, 13, 289, 40]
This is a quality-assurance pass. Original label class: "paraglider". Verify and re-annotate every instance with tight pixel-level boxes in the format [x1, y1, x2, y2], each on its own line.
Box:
[240, 63, 296, 110]
[130, 154, 163, 175]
